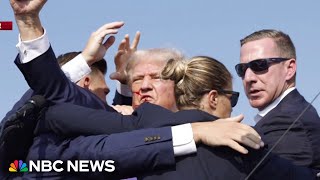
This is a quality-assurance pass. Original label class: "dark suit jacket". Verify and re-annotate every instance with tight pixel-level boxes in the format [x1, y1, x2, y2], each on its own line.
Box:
[47, 102, 318, 180]
[13, 47, 320, 179]
[11, 47, 177, 179]
[0, 90, 34, 177]
[255, 89, 320, 169]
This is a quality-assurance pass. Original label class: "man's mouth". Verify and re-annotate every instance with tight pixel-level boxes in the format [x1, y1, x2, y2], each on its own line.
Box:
[140, 95, 152, 102]
[248, 89, 262, 98]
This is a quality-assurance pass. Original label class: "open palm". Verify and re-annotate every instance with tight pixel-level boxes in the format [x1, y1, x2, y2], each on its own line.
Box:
[110, 31, 141, 84]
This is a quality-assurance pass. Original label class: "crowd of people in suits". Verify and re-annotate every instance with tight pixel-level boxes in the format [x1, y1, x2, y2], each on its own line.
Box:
[1, 0, 320, 179]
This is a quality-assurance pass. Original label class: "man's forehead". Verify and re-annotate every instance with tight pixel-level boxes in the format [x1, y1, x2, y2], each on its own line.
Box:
[132, 58, 165, 70]
[240, 38, 279, 62]
[135, 54, 167, 64]
[132, 67, 161, 77]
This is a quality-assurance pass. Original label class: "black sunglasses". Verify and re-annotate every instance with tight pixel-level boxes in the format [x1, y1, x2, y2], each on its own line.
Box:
[235, 58, 290, 78]
[218, 90, 239, 107]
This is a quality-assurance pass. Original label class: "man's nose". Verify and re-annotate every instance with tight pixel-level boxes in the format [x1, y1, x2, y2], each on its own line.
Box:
[243, 67, 257, 83]
[140, 76, 153, 91]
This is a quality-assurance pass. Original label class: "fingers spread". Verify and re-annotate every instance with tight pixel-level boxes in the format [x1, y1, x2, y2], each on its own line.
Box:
[118, 39, 126, 51]
[131, 31, 141, 50]
[124, 34, 130, 50]
[114, 50, 125, 60]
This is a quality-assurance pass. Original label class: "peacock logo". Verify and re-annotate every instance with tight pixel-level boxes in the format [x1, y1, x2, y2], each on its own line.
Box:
[9, 160, 28, 172]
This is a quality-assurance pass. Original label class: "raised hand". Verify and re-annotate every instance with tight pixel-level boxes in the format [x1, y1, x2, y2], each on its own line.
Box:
[109, 31, 141, 84]
[10, 0, 47, 41]
[10, 0, 47, 16]
[192, 115, 264, 154]
[81, 22, 125, 66]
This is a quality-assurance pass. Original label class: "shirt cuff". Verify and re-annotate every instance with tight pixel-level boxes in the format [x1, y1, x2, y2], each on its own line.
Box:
[116, 81, 132, 97]
[61, 54, 92, 83]
[171, 123, 197, 156]
[16, 28, 50, 63]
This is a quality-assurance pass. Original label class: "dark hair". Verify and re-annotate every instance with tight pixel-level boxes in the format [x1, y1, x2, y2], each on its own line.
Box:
[57, 51, 107, 75]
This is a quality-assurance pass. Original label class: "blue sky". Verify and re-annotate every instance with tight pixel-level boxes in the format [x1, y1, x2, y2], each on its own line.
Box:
[1, 0, 319, 125]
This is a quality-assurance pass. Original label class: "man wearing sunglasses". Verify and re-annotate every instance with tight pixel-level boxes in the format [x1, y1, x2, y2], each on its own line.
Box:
[235, 29, 320, 170]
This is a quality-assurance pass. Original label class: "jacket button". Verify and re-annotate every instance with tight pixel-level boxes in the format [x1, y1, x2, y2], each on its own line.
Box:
[153, 136, 158, 140]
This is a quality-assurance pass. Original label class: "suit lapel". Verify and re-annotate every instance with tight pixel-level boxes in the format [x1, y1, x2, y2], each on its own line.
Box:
[254, 89, 303, 132]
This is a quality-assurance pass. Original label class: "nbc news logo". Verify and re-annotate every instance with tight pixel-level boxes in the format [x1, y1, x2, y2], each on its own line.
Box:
[9, 160, 115, 173]
[9, 160, 28, 172]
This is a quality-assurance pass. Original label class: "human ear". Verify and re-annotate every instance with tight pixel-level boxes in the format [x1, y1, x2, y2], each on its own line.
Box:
[208, 90, 219, 110]
[82, 76, 91, 89]
[285, 58, 296, 80]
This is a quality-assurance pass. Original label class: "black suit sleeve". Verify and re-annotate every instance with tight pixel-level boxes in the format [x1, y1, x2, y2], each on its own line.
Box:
[112, 90, 132, 106]
[45, 102, 215, 137]
[44, 102, 175, 136]
[45, 103, 139, 136]
[14, 47, 106, 110]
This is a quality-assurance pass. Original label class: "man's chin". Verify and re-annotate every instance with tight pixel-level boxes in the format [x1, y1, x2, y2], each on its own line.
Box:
[145, 100, 156, 104]
[249, 100, 267, 110]
[139, 99, 155, 105]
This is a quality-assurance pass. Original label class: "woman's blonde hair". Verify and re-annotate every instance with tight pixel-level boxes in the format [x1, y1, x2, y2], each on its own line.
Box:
[161, 56, 232, 109]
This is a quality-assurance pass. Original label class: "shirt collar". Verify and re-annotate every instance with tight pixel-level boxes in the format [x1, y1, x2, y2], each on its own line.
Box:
[254, 87, 296, 123]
